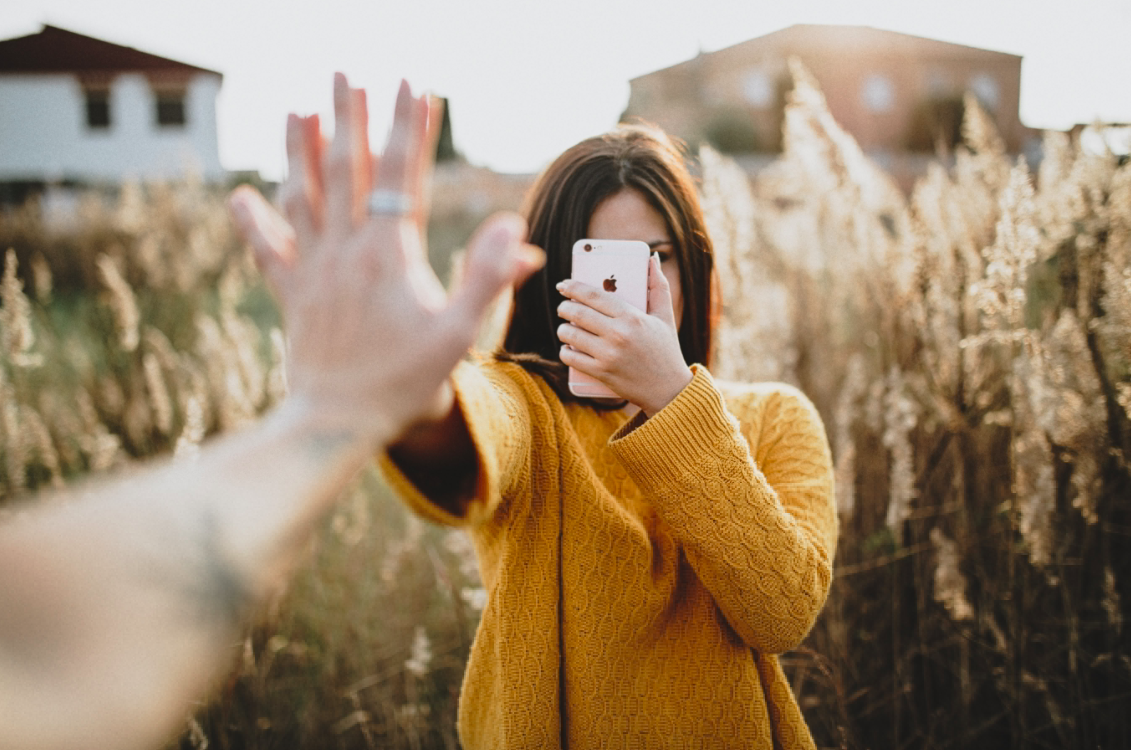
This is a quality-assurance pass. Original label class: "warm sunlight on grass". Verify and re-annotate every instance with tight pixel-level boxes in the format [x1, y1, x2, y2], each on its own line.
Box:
[1, 62, 1128, 749]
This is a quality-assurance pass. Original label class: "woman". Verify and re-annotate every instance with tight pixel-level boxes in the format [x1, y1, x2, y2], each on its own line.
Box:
[383, 119, 837, 749]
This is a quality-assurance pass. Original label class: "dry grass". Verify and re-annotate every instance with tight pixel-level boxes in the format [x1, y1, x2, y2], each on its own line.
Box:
[703, 65, 1131, 749]
[0, 62, 1127, 749]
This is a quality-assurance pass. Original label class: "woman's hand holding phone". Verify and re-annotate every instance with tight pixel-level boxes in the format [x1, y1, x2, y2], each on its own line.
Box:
[557, 255, 692, 417]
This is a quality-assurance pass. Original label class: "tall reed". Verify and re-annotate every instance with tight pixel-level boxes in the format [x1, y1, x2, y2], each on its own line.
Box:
[700, 60, 1131, 749]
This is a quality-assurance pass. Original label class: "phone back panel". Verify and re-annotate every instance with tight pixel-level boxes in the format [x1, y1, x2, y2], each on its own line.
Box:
[567, 239, 650, 398]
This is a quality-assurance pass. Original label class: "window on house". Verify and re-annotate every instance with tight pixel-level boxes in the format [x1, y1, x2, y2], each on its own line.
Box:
[926, 70, 950, 96]
[155, 90, 187, 127]
[742, 70, 773, 108]
[861, 74, 896, 112]
[85, 89, 111, 129]
[969, 74, 1000, 110]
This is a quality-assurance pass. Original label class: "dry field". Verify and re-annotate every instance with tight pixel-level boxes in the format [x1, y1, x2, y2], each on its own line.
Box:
[0, 63, 1128, 749]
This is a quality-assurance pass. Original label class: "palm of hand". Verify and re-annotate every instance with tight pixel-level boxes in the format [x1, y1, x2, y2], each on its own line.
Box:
[229, 76, 537, 444]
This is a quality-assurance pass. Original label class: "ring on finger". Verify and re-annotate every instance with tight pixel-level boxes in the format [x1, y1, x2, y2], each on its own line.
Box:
[367, 189, 415, 215]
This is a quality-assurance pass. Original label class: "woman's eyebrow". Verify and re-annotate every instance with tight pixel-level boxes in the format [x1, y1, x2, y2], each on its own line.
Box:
[647, 240, 673, 249]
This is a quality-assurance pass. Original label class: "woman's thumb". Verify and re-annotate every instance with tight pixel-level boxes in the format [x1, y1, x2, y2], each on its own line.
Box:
[647, 254, 676, 325]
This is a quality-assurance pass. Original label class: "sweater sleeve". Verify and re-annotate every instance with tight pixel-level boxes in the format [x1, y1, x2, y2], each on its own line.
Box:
[377, 360, 533, 528]
[608, 365, 836, 655]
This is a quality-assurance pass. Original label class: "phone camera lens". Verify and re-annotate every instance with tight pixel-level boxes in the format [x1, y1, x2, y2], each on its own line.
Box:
[584, 243, 592, 252]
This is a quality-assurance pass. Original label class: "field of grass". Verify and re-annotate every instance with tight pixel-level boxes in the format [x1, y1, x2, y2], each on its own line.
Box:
[0, 63, 1128, 749]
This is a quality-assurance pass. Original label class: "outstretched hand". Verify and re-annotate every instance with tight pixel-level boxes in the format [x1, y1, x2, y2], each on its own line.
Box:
[228, 74, 543, 446]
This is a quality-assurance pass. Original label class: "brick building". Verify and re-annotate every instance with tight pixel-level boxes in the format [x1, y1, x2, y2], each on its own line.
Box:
[623, 24, 1038, 157]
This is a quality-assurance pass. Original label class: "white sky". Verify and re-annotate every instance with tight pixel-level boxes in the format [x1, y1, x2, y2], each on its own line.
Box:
[5, 0, 1130, 179]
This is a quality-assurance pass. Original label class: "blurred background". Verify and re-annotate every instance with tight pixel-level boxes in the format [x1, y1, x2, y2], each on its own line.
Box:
[1, 2, 1129, 748]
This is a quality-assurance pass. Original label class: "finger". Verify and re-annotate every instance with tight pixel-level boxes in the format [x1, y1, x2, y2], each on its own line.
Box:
[557, 299, 613, 337]
[281, 113, 320, 242]
[353, 87, 372, 208]
[303, 114, 325, 222]
[411, 95, 442, 234]
[559, 344, 604, 377]
[366, 82, 427, 246]
[371, 80, 421, 208]
[556, 322, 606, 357]
[228, 185, 295, 294]
[445, 212, 539, 342]
[512, 242, 545, 288]
[646, 254, 677, 326]
[555, 278, 633, 319]
[324, 72, 366, 231]
[355, 81, 423, 272]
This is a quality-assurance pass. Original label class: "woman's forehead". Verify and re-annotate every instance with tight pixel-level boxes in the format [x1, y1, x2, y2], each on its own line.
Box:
[586, 188, 671, 241]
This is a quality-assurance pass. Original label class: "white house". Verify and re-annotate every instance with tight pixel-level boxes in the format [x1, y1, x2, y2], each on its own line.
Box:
[0, 25, 224, 189]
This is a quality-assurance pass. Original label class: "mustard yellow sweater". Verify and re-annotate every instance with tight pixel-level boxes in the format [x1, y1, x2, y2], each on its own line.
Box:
[380, 361, 837, 749]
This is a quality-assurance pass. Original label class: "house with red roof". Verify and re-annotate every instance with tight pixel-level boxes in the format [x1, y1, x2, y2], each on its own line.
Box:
[0, 25, 224, 197]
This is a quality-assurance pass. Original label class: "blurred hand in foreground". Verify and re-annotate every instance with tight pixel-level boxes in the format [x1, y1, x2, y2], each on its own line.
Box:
[230, 74, 543, 447]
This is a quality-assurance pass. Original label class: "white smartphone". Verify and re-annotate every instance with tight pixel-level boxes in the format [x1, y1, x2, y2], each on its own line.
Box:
[567, 238, 651, 398]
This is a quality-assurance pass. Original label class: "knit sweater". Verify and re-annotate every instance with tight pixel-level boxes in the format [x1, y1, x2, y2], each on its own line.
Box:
[380, 360, 837, 749]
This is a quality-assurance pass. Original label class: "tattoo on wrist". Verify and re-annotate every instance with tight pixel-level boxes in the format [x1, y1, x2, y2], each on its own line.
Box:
[193, 512, 253, 630]
[303, 428, 358, 460]
[148, 512, 253, 633]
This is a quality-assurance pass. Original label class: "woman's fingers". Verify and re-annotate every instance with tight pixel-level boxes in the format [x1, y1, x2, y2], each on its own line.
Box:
[556, 323, 607, 359]
[557, 298, 616, 336]
[646, 254, 677, 326]
[555, 279, 632, 318]
[558, 344, 602, 376]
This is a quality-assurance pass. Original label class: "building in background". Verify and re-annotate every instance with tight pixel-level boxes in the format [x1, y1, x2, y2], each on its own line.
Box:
[624, 24, 1040, 164]
[0, 25, 224, 203]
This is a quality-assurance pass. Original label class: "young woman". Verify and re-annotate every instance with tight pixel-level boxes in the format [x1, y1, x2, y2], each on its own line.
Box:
[385, 122, 837, 749]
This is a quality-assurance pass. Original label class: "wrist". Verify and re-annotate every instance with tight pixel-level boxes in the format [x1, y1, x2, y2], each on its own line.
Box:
[642, 366, 694, 418]
[269, 393, 389, 453]
[281, 376, 456, 452]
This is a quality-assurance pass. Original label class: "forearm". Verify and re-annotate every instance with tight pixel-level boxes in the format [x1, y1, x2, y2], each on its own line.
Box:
[611, 372, 837, 653]
[659, 482, 834, 653]
[0, 397, 374, 750]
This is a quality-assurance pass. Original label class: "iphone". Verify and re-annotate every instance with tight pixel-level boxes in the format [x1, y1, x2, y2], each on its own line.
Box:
[567, 238, 651, 398]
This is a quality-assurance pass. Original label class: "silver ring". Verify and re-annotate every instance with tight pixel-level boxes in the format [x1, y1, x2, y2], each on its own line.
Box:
[367, 189, 414, 215]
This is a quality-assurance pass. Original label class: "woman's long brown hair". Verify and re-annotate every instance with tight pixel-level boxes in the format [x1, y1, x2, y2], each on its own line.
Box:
[498, 123, 715, 403]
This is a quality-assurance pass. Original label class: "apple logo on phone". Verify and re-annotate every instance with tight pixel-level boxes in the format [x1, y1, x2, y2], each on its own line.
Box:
[603, 275, 617, 292]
